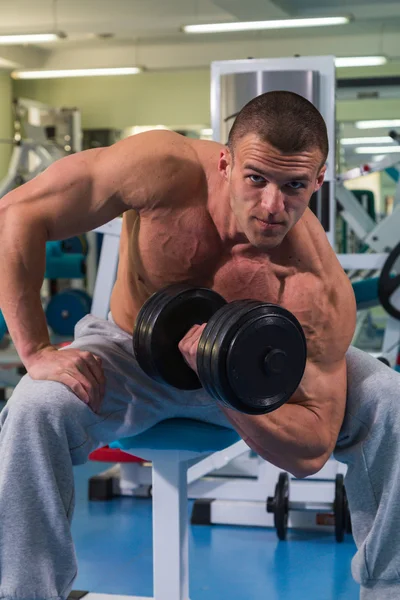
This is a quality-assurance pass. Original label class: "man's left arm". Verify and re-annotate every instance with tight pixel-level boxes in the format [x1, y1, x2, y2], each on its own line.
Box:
[220, 357, 347, 478]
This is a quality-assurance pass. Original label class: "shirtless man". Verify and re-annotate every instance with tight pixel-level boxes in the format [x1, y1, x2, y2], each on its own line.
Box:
[0, 91, 399, 600]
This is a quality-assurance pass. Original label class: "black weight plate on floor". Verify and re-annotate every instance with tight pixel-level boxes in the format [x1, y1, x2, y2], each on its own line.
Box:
[225, 304, 307, 412]
[275, 472, 289, 541]
[197, 300, 258, 403]
[134, 284, 226, 389]
[334, 473, 346, 543]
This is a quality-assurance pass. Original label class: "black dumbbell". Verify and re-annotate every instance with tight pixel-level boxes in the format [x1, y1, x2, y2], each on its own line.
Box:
[267, 472, 351, 542]
[133, 284, 307, 415]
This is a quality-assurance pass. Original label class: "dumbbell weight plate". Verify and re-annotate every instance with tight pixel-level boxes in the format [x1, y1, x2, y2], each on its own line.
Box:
[209, 301, 278, 411]
[226, 304, 306, 411]
[134, 286, 181, 382]
[133, 284, 227, 390]
[133, 287, 167, 380]
[134, 284, 193, 385]
[197, 300, 257, 404]
[198, 300, 307, 415]
[266, 471, 289, 541]
[334, 473, 346, 543]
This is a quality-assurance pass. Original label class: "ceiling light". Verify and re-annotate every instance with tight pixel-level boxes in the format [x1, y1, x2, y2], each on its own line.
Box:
[0, 57, 18, 69]
[335, 56, 387, 68]
[341, 136, 394, 145]
[0, 33, 64, 45]
[183, 16, 350, 34]
[11, 67, 142, 80]
[356, 120, 400, 129]
[355, 146, 400, 154]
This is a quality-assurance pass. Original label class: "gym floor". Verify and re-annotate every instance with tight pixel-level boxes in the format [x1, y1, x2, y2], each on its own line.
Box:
[72, 460, 359, 600]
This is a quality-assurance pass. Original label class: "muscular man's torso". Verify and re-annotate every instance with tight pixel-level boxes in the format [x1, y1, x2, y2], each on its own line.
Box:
[110, 139, 355, 369]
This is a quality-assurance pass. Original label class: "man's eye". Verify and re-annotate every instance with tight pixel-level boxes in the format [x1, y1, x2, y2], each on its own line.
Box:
[287, 181, 304, 190]
[248, 174, 265, 183]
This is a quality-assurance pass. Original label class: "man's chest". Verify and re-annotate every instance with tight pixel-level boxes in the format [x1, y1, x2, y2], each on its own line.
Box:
[135, 220, 338, 361]
[213, 256, 336, 361]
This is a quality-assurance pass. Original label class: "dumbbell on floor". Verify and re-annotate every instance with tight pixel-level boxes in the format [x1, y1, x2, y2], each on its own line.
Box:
[133, 284, 307, 415]
[267, 472, 352, 542]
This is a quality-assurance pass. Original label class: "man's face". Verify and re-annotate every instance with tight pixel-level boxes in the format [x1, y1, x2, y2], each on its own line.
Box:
[219, 134, 326, 250]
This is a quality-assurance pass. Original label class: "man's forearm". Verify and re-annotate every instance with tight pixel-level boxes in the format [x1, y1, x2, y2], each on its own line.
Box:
[0, 205, 51, 365]
[221, 403, 330, 478]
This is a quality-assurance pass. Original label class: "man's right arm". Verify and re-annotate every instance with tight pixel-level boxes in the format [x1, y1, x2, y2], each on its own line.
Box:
[0, 130, 199, 410]
[0, 147, 130, 364]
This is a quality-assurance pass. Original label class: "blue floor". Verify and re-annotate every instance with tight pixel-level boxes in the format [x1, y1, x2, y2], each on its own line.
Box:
[72, 462, 359, 599]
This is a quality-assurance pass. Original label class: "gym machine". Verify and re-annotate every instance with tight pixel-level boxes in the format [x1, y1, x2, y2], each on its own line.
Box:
[210, 56, 336, 248]
[0, 97, 82, 197]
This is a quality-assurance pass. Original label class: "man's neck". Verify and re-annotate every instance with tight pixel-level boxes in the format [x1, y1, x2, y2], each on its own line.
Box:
[207, 179, 248, 249]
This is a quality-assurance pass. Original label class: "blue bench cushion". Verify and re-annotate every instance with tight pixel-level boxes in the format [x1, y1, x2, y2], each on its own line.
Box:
[111, 418, 241, 453]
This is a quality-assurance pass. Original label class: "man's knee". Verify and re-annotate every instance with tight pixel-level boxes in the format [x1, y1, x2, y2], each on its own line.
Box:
[2, 375, 88, 429]
[346, 349, 400, 420]
[1, 375, 99, 464]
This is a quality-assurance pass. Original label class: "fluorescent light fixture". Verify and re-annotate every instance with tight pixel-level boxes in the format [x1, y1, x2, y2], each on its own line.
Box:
[341, 136, 394, 145]
[200, 128, 213, 136]
[335, 56, 387, 68]
[183, 16, 349, 34]
[356, 119, 400, 129]
[355, 146, 400, 154]
[0, 33, 63, 45]
[11, 67, 142, 79]
[0, 57, 18, 69]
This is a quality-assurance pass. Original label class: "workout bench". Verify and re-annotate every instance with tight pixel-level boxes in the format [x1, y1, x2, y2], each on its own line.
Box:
[111, 418, 240, 600]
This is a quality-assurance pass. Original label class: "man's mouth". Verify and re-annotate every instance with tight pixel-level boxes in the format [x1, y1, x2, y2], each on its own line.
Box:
[255, 217, 285, 227]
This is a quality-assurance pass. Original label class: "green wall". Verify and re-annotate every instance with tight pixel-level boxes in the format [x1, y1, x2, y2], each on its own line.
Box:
[0, 73, 12, 179]
[337, 98, 400, 122]
[12, 66, 400, 130]
[7, 65, 400, 217]
[13, 69, 211, 129]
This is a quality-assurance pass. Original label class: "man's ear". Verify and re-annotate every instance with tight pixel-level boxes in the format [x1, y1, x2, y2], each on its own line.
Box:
[218, 147, 232, 180]
[314, 164, 327, 192]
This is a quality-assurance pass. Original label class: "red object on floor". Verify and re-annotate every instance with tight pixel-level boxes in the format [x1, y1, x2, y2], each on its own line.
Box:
[89, 446, 146, 463]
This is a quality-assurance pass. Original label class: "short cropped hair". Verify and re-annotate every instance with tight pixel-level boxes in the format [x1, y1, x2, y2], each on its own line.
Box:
[227, 91, 328, 168]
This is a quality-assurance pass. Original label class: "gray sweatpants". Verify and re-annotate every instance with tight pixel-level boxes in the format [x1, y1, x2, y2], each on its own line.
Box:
[335, 347, 400, 599]
[0, 314, 398, 600]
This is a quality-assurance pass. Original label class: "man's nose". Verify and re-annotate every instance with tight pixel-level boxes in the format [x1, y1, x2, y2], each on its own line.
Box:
[261, 185, 285, 214]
